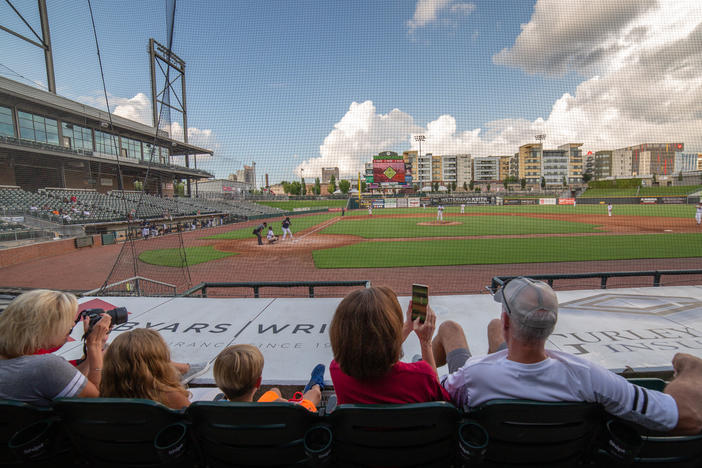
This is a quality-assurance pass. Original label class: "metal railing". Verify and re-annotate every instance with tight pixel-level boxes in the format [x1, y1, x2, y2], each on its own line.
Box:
[82, 276, 177, 297]
[489, 270, 702, 293]
[180, 280, 371, 298]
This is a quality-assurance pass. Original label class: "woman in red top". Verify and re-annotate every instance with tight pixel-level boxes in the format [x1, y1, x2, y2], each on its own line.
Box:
[329, 286, 450, 404]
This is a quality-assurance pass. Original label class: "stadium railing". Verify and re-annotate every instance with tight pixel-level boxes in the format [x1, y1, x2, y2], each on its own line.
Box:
[180, 280, 372, 298]
[489, 270, 702, 292]
[4, 395, 700, 467]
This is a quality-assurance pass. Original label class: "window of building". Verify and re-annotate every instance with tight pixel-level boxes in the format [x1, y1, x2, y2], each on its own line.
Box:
[0, 106, 14, 137]
[95, 130, 119, 156]
[17, 111, 59, 145]
[61, 122, 93, 151]
[120, 136, 142, 159]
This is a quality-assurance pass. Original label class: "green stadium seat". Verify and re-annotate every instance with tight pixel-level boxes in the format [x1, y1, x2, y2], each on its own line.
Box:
[627, 378, 667, 392]
[0, 399, 73, 466]
[53, 398, 195, 468]
[186, 401, 324, 467]
[327, 402, 461, 467]
[466, 399, 604, 467]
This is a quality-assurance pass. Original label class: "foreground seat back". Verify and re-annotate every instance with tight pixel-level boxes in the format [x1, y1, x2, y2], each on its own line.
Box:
[632, 432, 702, 467]
[53, 398, 189, 468]
[328, 402, 460, 467]
[0, 400, 68, 466]
[467, 399, 603, 467]
[187, 401, 319, 467]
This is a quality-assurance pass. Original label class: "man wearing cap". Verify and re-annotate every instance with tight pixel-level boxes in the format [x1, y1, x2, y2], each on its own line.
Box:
[431, 277, 702, 434]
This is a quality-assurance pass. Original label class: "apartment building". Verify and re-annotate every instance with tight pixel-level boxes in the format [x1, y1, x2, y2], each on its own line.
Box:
[594, 151, 612, 179]
[558, 143, 583, 183]
[473, 157, 500, 182]
[542, 149, 569, 186]
[675, 153, 700, 173]
[498, 156, 511, 180]
[518, 143, 542, 184]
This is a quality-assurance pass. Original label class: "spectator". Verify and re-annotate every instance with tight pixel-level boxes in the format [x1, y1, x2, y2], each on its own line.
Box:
[329, 286, 449, 404]
[70, 195, 77, 203]
[0, 290, 110, 406]
[100, 329, 190, 409]
[435, 277, 702, 434]
[213, 344, 324, 412]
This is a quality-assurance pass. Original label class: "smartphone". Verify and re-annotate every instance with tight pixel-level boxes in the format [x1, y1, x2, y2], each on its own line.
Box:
[411, 284, 429, 323]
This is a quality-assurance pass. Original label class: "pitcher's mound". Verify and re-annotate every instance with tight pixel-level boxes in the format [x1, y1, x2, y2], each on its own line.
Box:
[417, 221, 461, 226]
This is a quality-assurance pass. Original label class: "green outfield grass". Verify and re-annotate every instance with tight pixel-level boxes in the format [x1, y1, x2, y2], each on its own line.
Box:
[312, 233, 702, 268]
[203, 212, 339, 240]
[347, 204, 695, 217]
[580, 186, 702, 198]
[256, 199, 348, 210]
[139, 246, 237, 267]
[320, 215, 600, 238]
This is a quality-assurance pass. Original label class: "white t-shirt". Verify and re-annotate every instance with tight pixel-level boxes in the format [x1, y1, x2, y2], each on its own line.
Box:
[267, 230, 275, 239]
[442, 349, 678, 432]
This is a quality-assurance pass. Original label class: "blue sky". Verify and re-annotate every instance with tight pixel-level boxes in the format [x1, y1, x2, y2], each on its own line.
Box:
[1, 0, 700, 184]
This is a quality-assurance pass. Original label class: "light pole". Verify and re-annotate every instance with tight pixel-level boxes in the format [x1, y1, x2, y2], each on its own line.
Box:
[415, 135, 425, 190]
[300, 167, 304, 196]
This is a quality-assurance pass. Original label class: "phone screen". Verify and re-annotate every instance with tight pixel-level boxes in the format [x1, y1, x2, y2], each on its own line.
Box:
[411, 284, 429, 322]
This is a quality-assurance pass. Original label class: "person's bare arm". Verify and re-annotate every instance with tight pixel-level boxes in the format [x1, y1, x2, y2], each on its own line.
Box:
[414, 306, 438, 377]
[76, 380, 99, 398]
[84, 314, 111, 389]
[664, 353, 702, 435]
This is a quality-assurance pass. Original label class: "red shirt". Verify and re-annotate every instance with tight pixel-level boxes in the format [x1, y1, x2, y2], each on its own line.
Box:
[330, 359, 450, 404]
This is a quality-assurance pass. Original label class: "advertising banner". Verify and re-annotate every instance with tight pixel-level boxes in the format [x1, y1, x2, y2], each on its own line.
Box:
[557, 198, 575, 205]
[429, 196, 493, 206]
[540, 198, 558, 205]
[396, 198, 408, 208]
[641, 197, 658, 204]
[503, 198, 538, 205]
[408, 197, 420, 207]
[222, 186, 233, 192]
[660, 197, 686, 204]
[384, 198, 397, 208]
[372, 199, 385, 209]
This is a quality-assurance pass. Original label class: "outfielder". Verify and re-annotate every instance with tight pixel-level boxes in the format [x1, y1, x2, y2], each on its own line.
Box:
[460, 204, 465, 214]
[368, 205, 373, 216]
[281, 216, 293, 240]
[437, 204, 444, 221]
[696, 203, 701, 225]
[607, 203, 612, 217]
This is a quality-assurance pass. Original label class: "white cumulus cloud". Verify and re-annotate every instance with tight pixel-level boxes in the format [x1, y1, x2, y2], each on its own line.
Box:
[407, 0, 475, 33]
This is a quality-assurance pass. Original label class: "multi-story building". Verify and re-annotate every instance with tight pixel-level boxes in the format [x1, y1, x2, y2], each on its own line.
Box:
[431, 154, 442, 183]
[611, 148, 633, 178]
[473, 157, 500, 182]
[629, 143, 683, 176]
[541, 149, 569, 186]
[498, 156, 511, 181]
[675, 153, 699, 173]
[518, 143, 542, 184]
[321, 167, 339, 183]
[583, 151, 595, 177]
[455, 154, 472, 189]
[510, 153, 519, 180]
[234, 163, 256, 189]
[594, 151, 612, 179]
[558, 143, 583, 183]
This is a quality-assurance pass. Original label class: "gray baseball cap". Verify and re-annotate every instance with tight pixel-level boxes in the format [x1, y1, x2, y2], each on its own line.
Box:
[493, 277, 558, 329]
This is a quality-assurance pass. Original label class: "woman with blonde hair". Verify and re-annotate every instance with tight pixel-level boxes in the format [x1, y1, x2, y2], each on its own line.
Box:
[100, 328, 190, 409]
[329, 286, 450, 404]
[0, 289, 111, 405]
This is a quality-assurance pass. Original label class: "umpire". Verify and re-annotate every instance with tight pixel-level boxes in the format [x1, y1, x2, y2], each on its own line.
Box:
[253, 222, 267, 245]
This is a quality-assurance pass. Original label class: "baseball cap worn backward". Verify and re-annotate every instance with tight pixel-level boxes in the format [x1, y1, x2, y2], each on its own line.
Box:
[494, 277, 559, 329]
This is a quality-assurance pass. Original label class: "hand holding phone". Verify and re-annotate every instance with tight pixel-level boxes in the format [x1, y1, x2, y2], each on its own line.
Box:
[411, 284, 429, 323]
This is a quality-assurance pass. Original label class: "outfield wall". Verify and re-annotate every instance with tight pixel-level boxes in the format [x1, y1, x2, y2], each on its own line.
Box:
[56, 285, 702, 386]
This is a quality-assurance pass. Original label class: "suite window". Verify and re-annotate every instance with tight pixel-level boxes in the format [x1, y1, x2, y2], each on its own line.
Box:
[0, 106, 14, 137]
[95, 130, 118, 156]
[18, 111, 59, 145]
[61, 122, 93, 151]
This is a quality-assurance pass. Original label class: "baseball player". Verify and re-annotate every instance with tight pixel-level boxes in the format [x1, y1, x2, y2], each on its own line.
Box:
[281, 216, 293, 240]
[460, 203, 465, 214]
[607, 203, 612, 217]
[266, 226, 279, 244]
[696, 203, 701, 225]
[253, 222, 267, 245]
[437, 204, 444, 221]
[368, 205, 373, 216]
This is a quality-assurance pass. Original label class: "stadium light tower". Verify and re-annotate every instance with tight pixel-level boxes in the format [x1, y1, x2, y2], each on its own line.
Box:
[414, 135, 426, 186]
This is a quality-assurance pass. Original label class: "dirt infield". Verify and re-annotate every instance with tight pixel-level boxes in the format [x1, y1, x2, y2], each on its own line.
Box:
[1, 211, 700, 296]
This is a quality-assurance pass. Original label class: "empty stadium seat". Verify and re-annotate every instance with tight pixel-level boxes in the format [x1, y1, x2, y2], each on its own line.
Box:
[52, 398, 195, 468]
[327, 402, 461, 467]
[187, 401, 324, 467]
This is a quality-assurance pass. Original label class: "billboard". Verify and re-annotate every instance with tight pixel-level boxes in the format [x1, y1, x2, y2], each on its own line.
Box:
[373, 159, 406, 184]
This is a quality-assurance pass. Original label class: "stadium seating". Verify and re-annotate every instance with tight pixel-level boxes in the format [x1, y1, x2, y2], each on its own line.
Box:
[1, 397, 701, 467]
[187, 401, 323, 467]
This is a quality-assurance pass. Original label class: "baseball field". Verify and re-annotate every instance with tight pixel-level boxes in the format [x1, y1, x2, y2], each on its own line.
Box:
[2, 200, 701, 296]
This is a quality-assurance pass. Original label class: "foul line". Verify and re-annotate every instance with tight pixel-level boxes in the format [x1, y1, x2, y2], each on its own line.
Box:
[294, 217, 341, 241]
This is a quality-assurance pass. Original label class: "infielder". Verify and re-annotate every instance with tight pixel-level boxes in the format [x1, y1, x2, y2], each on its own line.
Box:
[460, 204, 465, 214]
[607, 203, 612, 217]
[368, 205, 373, 216]
[696, 203, 701, 225]
[281, 216, 293, 240]
[437, 204, 444, 221]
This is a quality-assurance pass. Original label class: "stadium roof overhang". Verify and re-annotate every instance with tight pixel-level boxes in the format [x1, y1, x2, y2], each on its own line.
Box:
[0, 76, 213, 158]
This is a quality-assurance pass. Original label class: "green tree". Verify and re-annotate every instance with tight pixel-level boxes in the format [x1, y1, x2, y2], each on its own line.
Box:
[652, 173, 657, 184]
[486, 183, 491, 191]
[520, 178, 527, 190]
[288, 181, 301, 195]
[432, 181, 439, 192]
[503, 178, 509, 190]
[582, 173, 592, 183]
[301, 177, 307, 195]
[678, 171, 684, 182]
[451, 181, 457, 192]
[469, 180, 474, 191]
[541, 177, 546, 189]
[563, 176, 567, 187]
[314, 177, 321, 195]
[339, 179, 350, 194]
[361, 180, 367, 192]
[328, 174, 337, 193]
[463, 181, 468, 191]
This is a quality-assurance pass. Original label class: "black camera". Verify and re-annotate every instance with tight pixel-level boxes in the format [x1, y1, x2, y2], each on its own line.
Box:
[80, 307, 129, 329]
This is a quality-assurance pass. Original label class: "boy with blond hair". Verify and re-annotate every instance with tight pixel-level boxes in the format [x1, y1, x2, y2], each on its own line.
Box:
[213, 344, 324, 412]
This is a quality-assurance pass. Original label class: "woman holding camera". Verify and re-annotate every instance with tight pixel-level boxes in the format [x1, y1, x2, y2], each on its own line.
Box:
[329, 286, 450, 404]
[0, 289, 111, 406]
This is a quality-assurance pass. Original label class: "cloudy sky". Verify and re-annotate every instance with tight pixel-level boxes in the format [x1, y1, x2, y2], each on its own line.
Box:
[1, 0, 700, 183]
